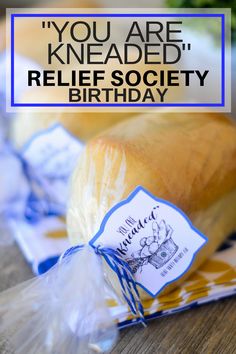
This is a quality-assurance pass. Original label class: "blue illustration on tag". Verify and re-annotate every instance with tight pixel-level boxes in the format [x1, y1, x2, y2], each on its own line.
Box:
[21, 124, 84, 220]
[90, 186, 208, 298]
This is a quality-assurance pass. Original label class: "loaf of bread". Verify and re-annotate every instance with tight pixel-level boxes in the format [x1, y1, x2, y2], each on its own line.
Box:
[10, 108, 132, 148]
[67, 112, 236, 299]
[11, 56, 179, 147]
[10, 79, 134, 147]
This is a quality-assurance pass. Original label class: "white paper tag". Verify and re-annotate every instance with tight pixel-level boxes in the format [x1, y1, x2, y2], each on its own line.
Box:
[22, 124, 84, 215]
[90, 186, 207, 297]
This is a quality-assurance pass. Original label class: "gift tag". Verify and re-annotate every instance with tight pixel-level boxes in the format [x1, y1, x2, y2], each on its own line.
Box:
[22, 124, 84, 217]
[90, 186, 207, 297]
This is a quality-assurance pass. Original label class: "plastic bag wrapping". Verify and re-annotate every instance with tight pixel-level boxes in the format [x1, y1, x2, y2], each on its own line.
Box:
[0, 51, 48, 229]
[0, 52, 21, 245]
[0, 51, 42, 103]
[0, 123, 83, 225]
[20, 124, 84, 221]
[0, 51, 74, 221]
[0, 51, 43, 139]
[0, 52, 10, 140]
[0, 246, 119, 354]
[0, 144, 30, 245]
[67, 113, 236, 299]
[0, 145, 29, 217]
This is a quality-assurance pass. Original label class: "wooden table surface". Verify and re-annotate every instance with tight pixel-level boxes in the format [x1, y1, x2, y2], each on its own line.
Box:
[0, 243, 235, 354]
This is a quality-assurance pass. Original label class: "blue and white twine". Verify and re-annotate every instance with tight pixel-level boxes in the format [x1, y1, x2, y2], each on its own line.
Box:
[60, 245, 146, 327]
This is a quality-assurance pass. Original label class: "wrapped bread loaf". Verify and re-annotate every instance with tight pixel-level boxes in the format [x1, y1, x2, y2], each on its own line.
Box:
[10, 109, 132, 148]
[67, 112, 236, 299]
[10, 53, 145, 146]
[11, 113, 131, 148]
[11, 58, 179, 147]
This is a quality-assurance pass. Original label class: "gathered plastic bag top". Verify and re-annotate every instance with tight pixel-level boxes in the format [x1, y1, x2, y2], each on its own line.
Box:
[0, 246, 121, 354]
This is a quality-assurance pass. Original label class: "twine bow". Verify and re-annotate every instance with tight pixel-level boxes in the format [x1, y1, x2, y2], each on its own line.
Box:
[61, 244, 146, 327]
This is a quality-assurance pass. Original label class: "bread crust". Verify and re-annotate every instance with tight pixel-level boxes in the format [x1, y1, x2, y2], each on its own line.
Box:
[67, 112, 236, 298]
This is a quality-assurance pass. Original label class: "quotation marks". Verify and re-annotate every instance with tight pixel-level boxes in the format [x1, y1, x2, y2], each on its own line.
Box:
[42, 21, 51, 29]
[182, 43, 191, 51]
[41, 20, 192, 53]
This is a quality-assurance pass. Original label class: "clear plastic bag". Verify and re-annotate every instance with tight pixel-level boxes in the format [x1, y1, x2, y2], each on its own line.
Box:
[0, 144, 30, 246]
[0, 145, 29, 218]
[0, 245, 118, 354]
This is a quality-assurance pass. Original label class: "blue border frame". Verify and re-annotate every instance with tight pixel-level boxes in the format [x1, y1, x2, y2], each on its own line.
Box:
[10, 13, 225, 107]
[89, 186, 208, 298]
